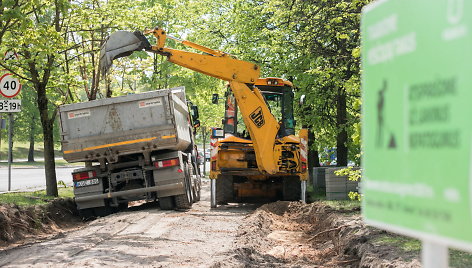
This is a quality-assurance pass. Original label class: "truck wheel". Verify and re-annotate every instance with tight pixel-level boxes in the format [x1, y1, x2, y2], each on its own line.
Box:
[92, 205, 113, 217]
[175, 164, 193, 209]
[117, 202, 128, 211]
[189, 164, 201, 202]
[282, 176, 301, 201]
[192, 182, 201, 202]
[216, 175, 233, 204]
[109, 200, 129, 213]
[78, 208, 95, 220]
[159, 197, 174, 210]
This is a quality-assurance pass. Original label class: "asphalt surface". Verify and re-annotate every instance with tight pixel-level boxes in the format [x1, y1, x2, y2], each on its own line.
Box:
[0, 167, 76, 192]
[0, 162, 210, 193]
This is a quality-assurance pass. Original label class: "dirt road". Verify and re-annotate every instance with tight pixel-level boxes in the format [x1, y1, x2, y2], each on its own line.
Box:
[0, 182, 256, 267]
[0, 181, 424, 267]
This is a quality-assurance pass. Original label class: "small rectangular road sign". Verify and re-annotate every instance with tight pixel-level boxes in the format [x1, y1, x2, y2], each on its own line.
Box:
[362, 0, 472, 251]
[0, 99, 21, 113]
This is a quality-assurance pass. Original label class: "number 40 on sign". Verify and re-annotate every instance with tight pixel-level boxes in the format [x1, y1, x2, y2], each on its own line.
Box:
[0, 73, 21, 98]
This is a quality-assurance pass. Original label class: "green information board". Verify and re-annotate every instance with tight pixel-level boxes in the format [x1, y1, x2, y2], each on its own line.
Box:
[362, 0, 472, 250]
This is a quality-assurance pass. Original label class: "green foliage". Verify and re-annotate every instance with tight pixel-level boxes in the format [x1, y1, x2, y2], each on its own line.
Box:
[0, 0, 369, 169]
[173, 0, 370, 165]
[450, 249, 472, 268]
[321, 199, 361, 211]
[334, 166, 361, 182]
[374, 234, 472, 266]
[373, 234, 421, 252]
[0, 141, 60, 161]
[0, 188, 74, 206]
[335, 166, 362, 200]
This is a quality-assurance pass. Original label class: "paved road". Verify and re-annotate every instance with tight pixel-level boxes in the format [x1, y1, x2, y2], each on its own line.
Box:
[0, 162, 210, 192]
[0, 167, 75, 192]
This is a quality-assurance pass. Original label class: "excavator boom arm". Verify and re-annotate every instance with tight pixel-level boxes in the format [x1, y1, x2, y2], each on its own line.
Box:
[100, 28, 280, 174]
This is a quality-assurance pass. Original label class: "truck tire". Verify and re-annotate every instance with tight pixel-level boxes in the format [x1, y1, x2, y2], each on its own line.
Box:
[159, 196, 174, 210]
[175, 164, 193, 209]
[92, 204, 113, 217]
[283, 176, 301, 201]
[78, 208, 95, 220]
[188, 163, 201, 202]
[216, 175, 233, 204]
[193, 182, 201, 202]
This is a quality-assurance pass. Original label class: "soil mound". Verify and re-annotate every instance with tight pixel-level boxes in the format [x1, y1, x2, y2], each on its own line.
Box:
[0, 198, 81, 247]
[215, 201, 420, 267]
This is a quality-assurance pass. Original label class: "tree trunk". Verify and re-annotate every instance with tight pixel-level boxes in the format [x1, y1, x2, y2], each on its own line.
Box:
[27, 115, 35, 162]
[37, 83, 58, 197]
[305, 128, 319, 184]
[308, 128, 320, 173]
[336, 91, 348, 166]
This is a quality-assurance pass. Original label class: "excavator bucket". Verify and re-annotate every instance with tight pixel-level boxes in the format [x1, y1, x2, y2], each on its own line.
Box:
[99, 31, 151, 74]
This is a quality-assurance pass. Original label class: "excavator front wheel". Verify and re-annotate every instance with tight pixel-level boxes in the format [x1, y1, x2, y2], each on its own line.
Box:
[216, 175, 234, 205]
[282, 176, 301, 201]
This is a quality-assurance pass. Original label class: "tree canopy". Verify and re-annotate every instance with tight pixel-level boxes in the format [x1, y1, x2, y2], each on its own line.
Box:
[0, 0, 370, 194]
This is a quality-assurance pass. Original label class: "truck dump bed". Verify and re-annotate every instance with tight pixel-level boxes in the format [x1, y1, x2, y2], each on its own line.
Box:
[59, 87, 191, 163]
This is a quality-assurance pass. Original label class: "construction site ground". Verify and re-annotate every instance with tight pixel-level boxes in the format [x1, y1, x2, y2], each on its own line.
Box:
[0, 180, 471, 267]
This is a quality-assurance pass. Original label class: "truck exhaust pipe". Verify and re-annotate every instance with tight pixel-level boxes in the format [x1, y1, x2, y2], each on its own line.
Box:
[99, 30, 151, 74]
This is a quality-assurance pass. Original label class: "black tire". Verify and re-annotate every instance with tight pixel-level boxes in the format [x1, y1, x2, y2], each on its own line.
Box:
[118, 202, 128, 211]
[175, 163, 193, 209]
[216, 175, 234, 204]
[159, 196, 175, 210]
[110, 202, 128, 213]
[78, 208, 95, 220]
[192, 182, 201, 202]
[188, 163, 201, 202]
[92, 204, 113, 217]
[282, 176, 301, 201]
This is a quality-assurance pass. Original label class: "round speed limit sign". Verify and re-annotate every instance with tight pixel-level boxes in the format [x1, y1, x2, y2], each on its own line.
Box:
[0, 73, 21, 98]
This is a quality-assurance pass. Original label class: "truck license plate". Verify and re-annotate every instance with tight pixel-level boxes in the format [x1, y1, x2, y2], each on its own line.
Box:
[74, 178, 100, 188]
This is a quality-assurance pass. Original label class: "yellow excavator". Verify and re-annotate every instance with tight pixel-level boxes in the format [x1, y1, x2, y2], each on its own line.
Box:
[100, 27, 308, 207]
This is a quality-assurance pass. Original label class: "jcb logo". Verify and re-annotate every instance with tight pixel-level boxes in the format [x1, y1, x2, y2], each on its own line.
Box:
[250, 107, 265, 128]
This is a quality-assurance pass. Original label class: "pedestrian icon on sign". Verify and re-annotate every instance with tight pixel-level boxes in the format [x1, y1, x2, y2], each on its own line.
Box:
[377, 80, 387, 148]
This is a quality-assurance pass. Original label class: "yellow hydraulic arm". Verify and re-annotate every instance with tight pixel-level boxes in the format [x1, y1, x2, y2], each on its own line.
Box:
[144, 28, 281, 174]
[99, 28, 283, 174]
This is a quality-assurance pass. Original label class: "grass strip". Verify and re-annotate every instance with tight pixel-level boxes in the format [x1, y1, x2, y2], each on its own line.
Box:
[0, 188, 74, 206]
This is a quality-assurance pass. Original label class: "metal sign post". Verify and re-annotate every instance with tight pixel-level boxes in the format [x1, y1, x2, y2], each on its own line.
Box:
[7, 113, 12, 191]
[422, 240, 448, 268]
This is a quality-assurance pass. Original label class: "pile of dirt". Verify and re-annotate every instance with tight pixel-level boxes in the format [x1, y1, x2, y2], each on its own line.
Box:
[213, 201, 421, 267]
[0, 198, 81, 248]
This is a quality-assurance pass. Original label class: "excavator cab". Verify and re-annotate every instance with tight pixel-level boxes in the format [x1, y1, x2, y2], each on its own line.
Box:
[222, 78, 295, 138]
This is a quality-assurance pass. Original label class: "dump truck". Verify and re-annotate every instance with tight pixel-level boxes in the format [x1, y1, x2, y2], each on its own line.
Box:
[99, 27, 308, 208]
[58, 87, 201, 217]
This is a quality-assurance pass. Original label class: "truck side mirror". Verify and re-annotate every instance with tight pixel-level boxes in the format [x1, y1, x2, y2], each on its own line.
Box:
[191, 105, 199, 120]
[212, 93, 219, 104]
